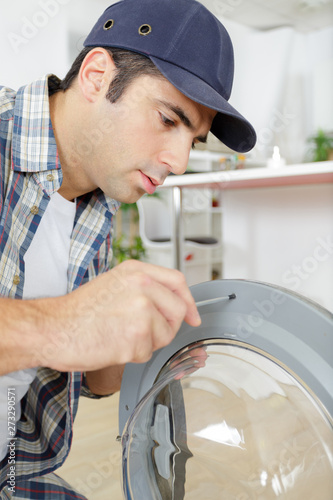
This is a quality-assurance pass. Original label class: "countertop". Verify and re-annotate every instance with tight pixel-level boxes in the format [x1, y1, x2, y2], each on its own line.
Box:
[160, 161, 333, 190]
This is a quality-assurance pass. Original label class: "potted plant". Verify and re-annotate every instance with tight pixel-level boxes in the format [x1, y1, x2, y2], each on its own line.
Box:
[306, 129, 333, 162]
[112, 235, 146, 264]
[112, 202, 145, 265]
[112, 194, 160, 266]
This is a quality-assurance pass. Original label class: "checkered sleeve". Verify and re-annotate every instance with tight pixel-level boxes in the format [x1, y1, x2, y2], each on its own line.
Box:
[0, 369, 82, 493]
[1, 472, 88, 499]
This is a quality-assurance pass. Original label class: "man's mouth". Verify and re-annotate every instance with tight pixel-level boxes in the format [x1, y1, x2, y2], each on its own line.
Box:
[140, 171, 163, 194]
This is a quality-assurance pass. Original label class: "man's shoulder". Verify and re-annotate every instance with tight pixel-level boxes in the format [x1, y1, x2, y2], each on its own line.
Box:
[0, 85, 17, 120]
[0, 75, 53, 120]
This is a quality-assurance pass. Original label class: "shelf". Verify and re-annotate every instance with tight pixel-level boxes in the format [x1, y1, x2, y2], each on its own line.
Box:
[183, 254, 223, 267]
[189, 150, 229, 160]
[161, 161, 333, 191]
[184, 259, 211, 268]
[184, 207, 223, 214]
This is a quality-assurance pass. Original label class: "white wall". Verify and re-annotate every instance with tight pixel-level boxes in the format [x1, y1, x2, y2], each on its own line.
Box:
[222, 183, 333, 312]
[221, 19, 333, 164]
[0, 0, 113, 90]
[1, 1, 331, 163]
[310, 27, 333, 132]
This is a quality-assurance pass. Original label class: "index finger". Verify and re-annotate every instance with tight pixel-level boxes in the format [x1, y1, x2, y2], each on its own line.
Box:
[118, 260, 201, 327]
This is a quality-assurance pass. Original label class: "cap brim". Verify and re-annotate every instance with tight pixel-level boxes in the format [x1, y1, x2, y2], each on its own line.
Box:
[150, 56, 256, 153]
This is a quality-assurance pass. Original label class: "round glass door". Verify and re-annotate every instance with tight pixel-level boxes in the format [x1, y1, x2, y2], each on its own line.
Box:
[122, 340, 333, 499]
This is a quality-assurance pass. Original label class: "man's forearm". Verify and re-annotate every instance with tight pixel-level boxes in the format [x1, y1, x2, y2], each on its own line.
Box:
[0, 297, 54, 375]
[85, 365, 125, 395]
[1, 295, 126, 394]
[0, 261, 201, 377]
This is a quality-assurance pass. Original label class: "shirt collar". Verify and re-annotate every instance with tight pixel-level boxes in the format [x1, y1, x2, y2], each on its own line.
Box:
[12, 74, 59, 175]
[11, 74, 120, 215]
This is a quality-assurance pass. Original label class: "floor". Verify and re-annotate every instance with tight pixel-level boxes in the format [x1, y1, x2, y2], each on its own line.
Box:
[58, 393, 123, 500]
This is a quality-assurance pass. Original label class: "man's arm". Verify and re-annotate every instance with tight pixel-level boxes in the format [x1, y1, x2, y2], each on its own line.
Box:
[0, 261, 201, 386]
[0, 297, 56, 375]
[85, 365, 125, 395]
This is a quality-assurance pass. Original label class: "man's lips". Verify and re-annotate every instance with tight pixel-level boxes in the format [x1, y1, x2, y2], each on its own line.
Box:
[140, 171, 164, 194]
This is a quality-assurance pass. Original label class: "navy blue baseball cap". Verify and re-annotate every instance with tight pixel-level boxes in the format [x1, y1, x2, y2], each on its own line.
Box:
[84, 0, 256, 153]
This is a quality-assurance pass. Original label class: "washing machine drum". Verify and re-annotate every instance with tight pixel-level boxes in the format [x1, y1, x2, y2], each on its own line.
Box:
[119, 280, 333, 499]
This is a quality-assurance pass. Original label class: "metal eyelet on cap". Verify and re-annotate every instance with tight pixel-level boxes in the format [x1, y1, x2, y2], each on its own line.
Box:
[139, 24, 152, 36]
[103, 19, 114, 30]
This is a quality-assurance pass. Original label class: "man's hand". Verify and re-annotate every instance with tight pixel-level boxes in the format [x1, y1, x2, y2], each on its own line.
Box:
[39, 260, 201, 374]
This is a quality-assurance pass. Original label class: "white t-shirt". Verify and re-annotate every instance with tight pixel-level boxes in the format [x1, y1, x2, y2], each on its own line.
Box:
[0, 192, 76, 461]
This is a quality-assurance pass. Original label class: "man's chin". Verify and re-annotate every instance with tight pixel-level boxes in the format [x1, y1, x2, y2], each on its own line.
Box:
[115, 189, 145, 205]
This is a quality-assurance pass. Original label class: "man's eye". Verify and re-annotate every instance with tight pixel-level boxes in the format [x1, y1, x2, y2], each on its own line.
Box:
[160, 114, 175, 127]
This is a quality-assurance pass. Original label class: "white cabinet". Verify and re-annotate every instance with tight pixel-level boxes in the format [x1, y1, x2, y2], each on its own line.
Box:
[181, 151, 225, 285]
[180, 188, 222, 285]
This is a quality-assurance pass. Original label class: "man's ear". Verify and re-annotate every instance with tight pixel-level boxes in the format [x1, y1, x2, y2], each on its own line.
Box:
[78, 48, 116, 103]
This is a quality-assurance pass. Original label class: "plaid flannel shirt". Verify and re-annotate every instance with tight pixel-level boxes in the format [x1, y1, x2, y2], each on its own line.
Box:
[0, 75, 120, 496]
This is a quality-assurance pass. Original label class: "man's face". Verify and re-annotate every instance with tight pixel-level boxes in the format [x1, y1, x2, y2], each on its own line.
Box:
[76, 74, 216, 203]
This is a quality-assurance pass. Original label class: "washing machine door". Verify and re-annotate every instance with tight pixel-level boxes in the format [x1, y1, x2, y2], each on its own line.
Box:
[119, 280, 333, 500]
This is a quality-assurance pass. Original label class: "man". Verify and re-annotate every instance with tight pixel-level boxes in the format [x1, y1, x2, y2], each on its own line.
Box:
[0, 0, 256, 497]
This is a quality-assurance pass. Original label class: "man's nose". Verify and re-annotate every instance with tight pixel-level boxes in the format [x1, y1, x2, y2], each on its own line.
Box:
[158, 139, 192, 176]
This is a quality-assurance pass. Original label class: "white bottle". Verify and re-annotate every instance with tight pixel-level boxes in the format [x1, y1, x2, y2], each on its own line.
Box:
[267, 146, 286, 168]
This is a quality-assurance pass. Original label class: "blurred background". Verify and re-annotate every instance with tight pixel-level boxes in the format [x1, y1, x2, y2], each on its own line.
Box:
[1, 0, 333, 163]
[1, 2, 332, 498]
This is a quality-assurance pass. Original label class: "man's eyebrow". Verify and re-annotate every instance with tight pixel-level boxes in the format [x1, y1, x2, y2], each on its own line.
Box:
[157, 100, 208, 144]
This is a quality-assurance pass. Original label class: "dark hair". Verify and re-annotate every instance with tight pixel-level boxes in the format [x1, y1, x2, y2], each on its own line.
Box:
[59, 46, 164, 103]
